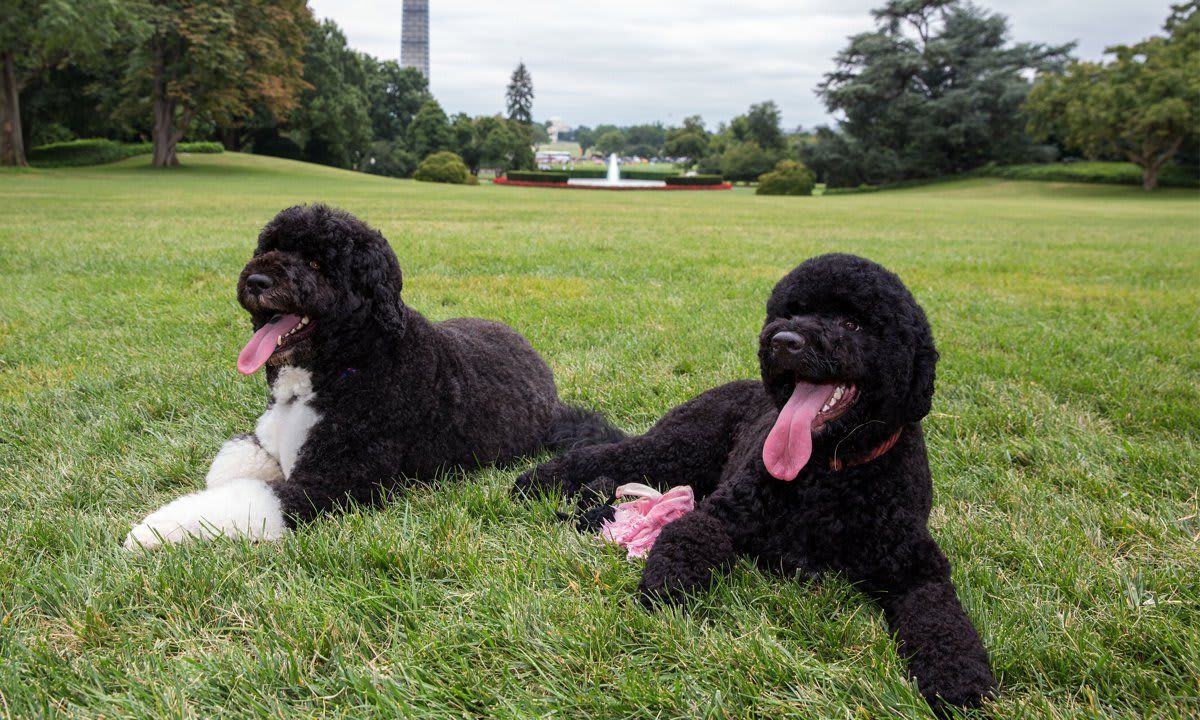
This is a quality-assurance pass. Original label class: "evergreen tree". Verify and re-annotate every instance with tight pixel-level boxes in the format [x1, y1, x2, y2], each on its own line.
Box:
[505, 62, 534, 125]
[407, 98, 453, 160]
[804, 0, 1073, 186]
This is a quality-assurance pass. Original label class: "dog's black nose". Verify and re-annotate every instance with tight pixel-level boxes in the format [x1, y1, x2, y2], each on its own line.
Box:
[771, 331, 805, 355]
[245, 274, 273, 293]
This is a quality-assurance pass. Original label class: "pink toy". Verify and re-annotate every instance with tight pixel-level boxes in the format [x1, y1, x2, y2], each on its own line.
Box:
[600, 483, 695, 559]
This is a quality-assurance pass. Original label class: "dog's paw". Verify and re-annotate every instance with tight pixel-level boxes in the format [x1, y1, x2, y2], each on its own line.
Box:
[205, 435, 282, 488]
[511, 462, 563, 499]
[576, 504, 616, 533]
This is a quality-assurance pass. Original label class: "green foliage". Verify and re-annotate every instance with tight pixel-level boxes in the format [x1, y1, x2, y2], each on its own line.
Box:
[720, 142, 779, 183]
[805, 0, 1073, 186]
[109, 0, 312, 167]
[1025, 3, 1199, 190]
[413, 150, 473, 184]
[594, 130, 626, 156]
[664, 116, 710, 161]
[365, 60, 430, 143]
[506, 170, 568, 183]
[364, 140, 417, 178]
[27, 138, 221, 167]
[731, 101, 786, 151]
[664, 174, 725, 186]
[505, 62, 534, 125]
[406, 99, 454, 164]
[756, 160, 817, 196]
[0, 0, 128, 165]
[976, 161, 1199, 188]
[288, 19, 372, 169]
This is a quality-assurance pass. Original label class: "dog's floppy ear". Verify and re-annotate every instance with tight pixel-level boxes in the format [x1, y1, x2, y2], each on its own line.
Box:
[349, 228, 407, 336]
[902, 320, 938, 423]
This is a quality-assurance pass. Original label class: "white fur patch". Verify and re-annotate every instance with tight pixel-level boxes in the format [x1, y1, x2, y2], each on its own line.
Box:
[255, 366, 321, 478]
[205, 436, 283, 488]
[124, 477, 286, 550]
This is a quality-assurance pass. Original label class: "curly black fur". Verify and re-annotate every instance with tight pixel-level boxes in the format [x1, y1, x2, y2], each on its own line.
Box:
[239, 203, 622, 524]
[514, 254, 996, 715]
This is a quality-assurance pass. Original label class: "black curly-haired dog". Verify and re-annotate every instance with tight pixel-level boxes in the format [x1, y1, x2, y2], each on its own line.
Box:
[514, 254, 996, 715]
[125, 204, 621, 549]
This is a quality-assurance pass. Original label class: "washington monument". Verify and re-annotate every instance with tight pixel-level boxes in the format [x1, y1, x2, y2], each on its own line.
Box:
[401, 0, 430, 78]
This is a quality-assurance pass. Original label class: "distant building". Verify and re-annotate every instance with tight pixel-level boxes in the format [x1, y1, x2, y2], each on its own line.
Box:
[547, 116, 572, 144]
[401, 0, 429, 79]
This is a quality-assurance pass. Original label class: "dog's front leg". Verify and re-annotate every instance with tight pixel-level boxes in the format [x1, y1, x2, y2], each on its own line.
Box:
[124, 433, 287, 550]
[866, 536, 996, 716]
[124, 477, 287, 550]
[638, 470, 764, 605]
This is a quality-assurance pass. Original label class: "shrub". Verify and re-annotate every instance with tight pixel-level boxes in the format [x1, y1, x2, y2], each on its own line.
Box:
[665, 175, 724, 186]
[253, 133, 304, 160]
[506, 171, 568, 183]
[756, 160, 816, 196]
[28, 139, 223, 168]
[414, 151, 473, 184]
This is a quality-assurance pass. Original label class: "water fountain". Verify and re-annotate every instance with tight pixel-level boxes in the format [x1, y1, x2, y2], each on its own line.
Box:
[566, 153, 666, 188]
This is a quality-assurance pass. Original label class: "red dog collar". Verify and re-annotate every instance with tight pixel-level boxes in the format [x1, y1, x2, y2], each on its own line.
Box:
[830, 428, 903, 472]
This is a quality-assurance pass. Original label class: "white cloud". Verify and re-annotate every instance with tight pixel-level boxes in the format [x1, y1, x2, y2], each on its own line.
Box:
[309, 0, 1176, 129]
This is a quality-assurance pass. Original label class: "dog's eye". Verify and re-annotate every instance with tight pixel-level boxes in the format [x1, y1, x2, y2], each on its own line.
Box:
[841, 319, 861, 331]
[309, 260, 321, 270]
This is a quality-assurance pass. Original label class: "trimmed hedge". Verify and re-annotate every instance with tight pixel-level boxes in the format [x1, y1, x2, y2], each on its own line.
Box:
[665, 174, 724, 186]
[507, 171, 568, 183]
[28, 139, 223, 168]
[973, 161, 1199, 189]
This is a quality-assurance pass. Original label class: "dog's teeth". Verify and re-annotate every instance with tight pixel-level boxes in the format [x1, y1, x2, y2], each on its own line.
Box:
[300, 316, 309, 325]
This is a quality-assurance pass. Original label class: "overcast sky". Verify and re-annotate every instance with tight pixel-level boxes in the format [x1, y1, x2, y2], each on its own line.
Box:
[308, 0, 1176, 130]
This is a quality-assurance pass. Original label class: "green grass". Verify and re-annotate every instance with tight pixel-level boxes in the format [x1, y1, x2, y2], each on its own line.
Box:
[1, 152, 1198, 718]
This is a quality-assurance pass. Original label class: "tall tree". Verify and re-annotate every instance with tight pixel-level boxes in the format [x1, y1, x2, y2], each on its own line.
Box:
[365, 59, 430, 142]
[665, 115, 710, 161]
[738, 101, 786, 151]
[406, 98, 453, 160]
[0, 0, 125, 166]
[110, 0, 311, 167]
[505, 62, 534, 125]
[805, 0, 1073, 186]
[1025, 2, 1199, 190]
[288, 19, 372, 168]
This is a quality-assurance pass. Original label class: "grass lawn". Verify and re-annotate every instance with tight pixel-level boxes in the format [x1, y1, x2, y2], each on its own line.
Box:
[1, 152, 1197, 718]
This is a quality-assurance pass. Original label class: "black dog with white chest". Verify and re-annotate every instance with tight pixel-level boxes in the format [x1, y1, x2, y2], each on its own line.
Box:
[514, 254, 996, 715]
[126, 204, 621, 549]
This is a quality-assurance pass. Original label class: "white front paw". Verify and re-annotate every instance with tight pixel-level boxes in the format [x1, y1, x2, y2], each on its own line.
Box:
[123, 478, 288, 551]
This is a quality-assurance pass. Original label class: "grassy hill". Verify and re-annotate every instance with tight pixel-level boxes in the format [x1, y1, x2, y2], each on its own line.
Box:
[1, 152, 1197, 718]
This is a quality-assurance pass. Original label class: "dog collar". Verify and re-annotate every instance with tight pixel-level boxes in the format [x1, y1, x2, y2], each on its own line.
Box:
[829, 428, 903, 472]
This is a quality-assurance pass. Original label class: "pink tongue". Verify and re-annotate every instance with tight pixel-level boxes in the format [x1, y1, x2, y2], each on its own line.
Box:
[763, 381, 836, 481]
[236, 314, 303, 375]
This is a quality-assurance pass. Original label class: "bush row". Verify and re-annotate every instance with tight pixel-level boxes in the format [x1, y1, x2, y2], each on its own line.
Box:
[506, 171, 568, 183]
[664, 175, 725, 186]
[972, 161, 1199, 188]
[28, 139, 223, 167]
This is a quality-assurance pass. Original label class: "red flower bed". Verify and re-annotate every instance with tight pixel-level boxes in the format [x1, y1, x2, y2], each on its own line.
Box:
[491, 177, 732, 191]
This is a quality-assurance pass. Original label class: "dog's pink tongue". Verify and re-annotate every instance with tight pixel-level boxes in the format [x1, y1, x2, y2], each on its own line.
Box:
[236, 314, 302, 375]
[763, 381, 836, 481]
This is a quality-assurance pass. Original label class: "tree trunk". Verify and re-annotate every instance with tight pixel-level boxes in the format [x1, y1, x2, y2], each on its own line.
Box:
[1142, 164, 1159, 192]
[221, 126, 241, 152]
[151, 44, 179, 168]
[1, 50, 27, 167]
